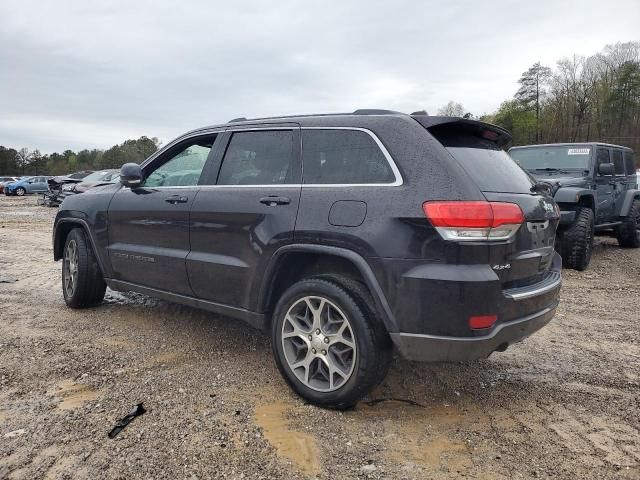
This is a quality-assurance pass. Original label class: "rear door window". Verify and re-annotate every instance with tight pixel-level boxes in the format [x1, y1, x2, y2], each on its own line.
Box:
[624, 151, 635, 175]
[217, 130, 295, 185]
[612, 149, 625, 175]
[301, 129, 396, 184]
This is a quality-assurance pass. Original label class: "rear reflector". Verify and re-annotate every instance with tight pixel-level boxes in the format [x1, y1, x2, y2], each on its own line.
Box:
[423, 201, 524, 241]
[469, 315, 497, 329]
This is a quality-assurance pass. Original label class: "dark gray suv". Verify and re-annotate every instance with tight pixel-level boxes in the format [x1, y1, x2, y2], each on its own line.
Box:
[53, 111, 562, 408]
[510, 143, 639, 270]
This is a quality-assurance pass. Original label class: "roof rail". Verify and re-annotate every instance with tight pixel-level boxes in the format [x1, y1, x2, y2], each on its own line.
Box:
[228, 117, 248, 123]
[352, 109, 404, 115]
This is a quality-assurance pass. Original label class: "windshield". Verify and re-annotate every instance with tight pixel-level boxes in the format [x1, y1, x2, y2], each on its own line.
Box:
[510, 146, 591, 171]
[82, 170, 117, 182]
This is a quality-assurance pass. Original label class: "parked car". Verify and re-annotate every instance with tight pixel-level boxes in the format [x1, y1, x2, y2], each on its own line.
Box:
[50, 170, 120, 206]
[48, 170, 94, 191]
[4, 176, 50, 196]
[53, 111, 562, 408]
[510, 143, 639, 270]
[45, 171, 95, 206]
[0, 176, 19, 194]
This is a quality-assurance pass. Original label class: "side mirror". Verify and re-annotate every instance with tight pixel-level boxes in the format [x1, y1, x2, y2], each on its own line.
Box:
[120, 163, 143, 188]
[598, 162, 615, 176]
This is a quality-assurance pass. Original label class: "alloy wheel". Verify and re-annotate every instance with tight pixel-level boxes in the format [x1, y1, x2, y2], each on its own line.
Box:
[63, 239, 79, 298]
[281, 296, 357, 392]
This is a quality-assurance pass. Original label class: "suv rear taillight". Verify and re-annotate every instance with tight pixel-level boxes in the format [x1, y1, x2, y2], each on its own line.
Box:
[423, 201, 524, 241]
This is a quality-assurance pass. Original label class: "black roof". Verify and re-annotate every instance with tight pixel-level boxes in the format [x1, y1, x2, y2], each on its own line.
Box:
[180, 110, 508, 142]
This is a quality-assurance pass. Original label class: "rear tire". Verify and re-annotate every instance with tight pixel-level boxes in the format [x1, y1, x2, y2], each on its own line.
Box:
[62, 228, 106, 308]
[560, 207, 594, 271]
[271, 276, 391, 409]
[616, 199, 640, 248]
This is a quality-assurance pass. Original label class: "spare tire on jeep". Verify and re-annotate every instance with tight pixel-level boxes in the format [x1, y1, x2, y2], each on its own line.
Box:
[559, 207, 594, 270]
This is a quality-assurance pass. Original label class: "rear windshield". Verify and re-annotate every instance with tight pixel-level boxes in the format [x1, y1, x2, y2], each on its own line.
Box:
[510, 146, 591, 171]
[448, 148, 535, 193]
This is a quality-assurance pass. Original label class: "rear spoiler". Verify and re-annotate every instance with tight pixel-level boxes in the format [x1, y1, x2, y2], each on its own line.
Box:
[411, 115, 512, 149]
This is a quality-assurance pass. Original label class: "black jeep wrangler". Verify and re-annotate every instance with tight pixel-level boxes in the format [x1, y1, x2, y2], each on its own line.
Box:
[53, 111, 562, 408]
[510, 143, 639, 270]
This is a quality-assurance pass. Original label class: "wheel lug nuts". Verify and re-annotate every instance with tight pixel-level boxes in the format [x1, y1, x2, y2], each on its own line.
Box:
[322, 350, 327, 355]
[312, 348, 317, 354]
[324, 337, 329, 344]
[315, 329, 321, 334]
[308, 335, 312, 340]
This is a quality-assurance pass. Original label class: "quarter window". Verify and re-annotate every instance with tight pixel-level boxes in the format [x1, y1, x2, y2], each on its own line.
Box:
[612, 149, 625, 175]
[302, 130, 395, 184]
[142, 135, 216, 187]
[217, 130, 294, 185]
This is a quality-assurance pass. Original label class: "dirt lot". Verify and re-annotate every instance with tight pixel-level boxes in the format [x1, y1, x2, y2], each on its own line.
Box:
[0, 195, 638, 480]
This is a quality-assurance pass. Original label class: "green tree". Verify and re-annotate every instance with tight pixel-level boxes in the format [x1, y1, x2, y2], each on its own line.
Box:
[515, 62, 552, 142]
[0, 146, 18, 174]
[15, 148, 31, 175]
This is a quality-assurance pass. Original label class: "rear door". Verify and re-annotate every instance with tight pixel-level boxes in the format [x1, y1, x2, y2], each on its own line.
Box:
[595, 147, 615, 222]
[187, 126, 301, 309]
[107, 132, 221, 294]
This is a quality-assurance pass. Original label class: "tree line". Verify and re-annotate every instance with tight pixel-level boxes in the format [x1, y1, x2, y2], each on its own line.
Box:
[440, 41, 640, 164]
[0, 136, 160, 176]
[2, 40, 638, 177]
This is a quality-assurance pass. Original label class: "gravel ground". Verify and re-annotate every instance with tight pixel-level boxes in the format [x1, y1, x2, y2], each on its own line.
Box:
[0, 195, 638, 480]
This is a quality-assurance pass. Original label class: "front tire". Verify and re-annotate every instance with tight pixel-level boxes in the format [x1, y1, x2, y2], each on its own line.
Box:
[616, 199, 640, 248]
[271, 277, 391, 409]
[559, 207, 594, 271]
[15, 187, 26, 196]
[62, 228, 106, 308]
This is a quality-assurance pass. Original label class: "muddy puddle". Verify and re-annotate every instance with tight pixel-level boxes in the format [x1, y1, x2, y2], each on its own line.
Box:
[254, 402, 321, 476]
[354, 400, 489, 471]
[49, 380, 101, 410]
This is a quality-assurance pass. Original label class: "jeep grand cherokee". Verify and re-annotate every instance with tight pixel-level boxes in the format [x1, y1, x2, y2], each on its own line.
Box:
[53, 110, 562, 408]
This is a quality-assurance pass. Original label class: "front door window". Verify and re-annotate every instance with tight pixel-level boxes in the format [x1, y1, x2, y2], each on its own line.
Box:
[143, 137, 215, 187]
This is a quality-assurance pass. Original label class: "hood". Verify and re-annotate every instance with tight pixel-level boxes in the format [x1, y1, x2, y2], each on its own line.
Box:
[529, 172, 590, 195]
[9, 178, 29, 186]
[49, 176, 83, 187]
[74, 180, 114, 193]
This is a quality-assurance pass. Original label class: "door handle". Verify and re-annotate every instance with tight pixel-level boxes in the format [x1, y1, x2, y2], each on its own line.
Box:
[259, 195, 291, 206]
[165, 194, 188, 204]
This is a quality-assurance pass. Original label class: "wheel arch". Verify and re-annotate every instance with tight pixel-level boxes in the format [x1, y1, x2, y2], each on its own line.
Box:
[555, 189, 595, 212]
[259, 245, 398, 334]
[617, 189, 640, 217]
[53, 219, 105, 274]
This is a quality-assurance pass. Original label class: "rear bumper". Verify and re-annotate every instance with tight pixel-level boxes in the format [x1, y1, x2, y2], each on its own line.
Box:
[390, 302, 558, 362]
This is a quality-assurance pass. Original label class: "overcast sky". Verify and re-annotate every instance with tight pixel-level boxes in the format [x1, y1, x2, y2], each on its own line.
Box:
[1, 0, 639, 153]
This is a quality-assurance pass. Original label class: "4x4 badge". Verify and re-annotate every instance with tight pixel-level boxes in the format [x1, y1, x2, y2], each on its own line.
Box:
[492, 263, 511, 270]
